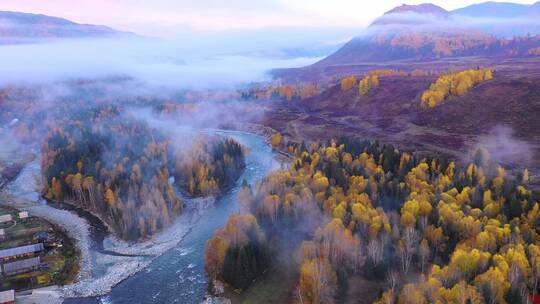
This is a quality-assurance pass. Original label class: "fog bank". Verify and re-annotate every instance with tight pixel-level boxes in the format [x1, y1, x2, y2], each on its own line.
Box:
[0, 35, 327, 89]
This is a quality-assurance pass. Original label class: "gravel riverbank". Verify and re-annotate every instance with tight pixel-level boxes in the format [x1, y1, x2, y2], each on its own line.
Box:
[62, 196, 214, 298]
[1, 155, 216, 301]
[1, 128, 278, 303]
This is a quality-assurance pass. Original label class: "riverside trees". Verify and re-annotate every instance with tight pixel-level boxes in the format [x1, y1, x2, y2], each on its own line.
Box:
[205, 214, 269, 290]
[42, 107, 245, 240]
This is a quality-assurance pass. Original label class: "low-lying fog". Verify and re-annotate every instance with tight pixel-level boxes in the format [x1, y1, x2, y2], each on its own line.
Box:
[0, 27, 358, 88]
[0, 38, 312, 88]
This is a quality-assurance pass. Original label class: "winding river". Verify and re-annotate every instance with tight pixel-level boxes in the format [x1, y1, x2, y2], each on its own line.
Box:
[64, 130, 279, 304]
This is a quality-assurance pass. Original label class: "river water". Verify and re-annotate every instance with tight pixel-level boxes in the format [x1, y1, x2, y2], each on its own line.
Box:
[65, 130, 278, 304]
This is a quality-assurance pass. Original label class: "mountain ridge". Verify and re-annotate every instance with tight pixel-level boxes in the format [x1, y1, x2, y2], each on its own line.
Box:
[451, 1, 540, 18]
[384, 3, 449, 16]
[310, 2, 540, 68]
[0, 10, 131, 43]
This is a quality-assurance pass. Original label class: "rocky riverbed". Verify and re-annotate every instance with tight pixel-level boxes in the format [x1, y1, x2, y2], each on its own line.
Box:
[0, 145, 215, 301]
[1, 128, 280, 303]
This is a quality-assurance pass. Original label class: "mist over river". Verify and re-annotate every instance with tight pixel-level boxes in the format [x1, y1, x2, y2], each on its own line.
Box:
[63, 130, 279, 304]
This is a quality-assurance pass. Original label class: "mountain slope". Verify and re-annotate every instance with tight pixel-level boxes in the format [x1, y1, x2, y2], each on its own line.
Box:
[267, 59, 540, 178]
[309, 3, 540, 67]
[0, 11, 129, 43]
[531, 2, 540, 15]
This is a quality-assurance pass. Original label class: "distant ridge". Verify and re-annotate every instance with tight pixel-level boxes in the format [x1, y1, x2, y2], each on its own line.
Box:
[316, 2, 540, 65]
[372, 3, 449, 26]
[452, 1, 539, 18]
[384, 3, 449, 16]
[273, 2, 540, 80]
[0, 10, 131, 44]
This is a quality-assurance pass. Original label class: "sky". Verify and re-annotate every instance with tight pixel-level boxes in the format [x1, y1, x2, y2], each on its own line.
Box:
[0, 0, 538, 37]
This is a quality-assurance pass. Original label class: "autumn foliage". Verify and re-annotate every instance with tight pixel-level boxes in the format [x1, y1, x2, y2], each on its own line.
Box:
[299, 258, 337, 304]
[529, 47, 540, 56]
[359, 74, 379, 96]
[340, 76, 357, 91]
[205, 213, 269, 289]
[41, 108, 245, 240]
[271, 132, 283, 148]
[241, 83, 320, 101]
[421, 68, 494, 108]
[206, 137, 538, 303]
[343, 70, 406, 95]
[382, 30, 498, 57]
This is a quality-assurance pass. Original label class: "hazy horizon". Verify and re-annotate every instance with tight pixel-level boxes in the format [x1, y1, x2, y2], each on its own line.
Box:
[1, 0, 538, 38]
[1, 1, 539, 89]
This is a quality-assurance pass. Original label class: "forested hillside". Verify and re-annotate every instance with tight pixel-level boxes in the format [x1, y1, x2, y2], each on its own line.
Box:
[206, 138, 538, 303]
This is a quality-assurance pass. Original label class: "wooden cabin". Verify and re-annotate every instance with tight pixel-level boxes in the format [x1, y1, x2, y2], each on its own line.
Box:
[1, 257, 41, 275]
[0, 214, 12, 224]
[0, 243, 44, 262]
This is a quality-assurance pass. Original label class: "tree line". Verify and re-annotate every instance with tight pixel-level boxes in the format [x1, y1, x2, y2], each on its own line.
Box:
[421, 68, 493, 108]
[240, 84, 320, 102]
[205, 137, 537, 304]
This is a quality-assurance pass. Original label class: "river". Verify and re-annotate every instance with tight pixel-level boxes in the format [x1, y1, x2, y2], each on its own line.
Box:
[63, 130, 279, 304]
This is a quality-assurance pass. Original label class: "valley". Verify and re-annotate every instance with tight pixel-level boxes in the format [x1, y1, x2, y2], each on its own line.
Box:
[1, 1, 540, 304]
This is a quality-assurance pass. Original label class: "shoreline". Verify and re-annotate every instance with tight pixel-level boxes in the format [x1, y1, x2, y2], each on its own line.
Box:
[62, 196, 213, 298]
[0, 155, 217, 301]
[1, 189, 216, 300]
[0, 126, 279, 303]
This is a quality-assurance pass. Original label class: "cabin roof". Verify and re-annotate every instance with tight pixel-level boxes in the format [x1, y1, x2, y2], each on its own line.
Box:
[0, 243, 44, 259]
[0, 214, 12, 223]
[1, 256, 41, 274]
